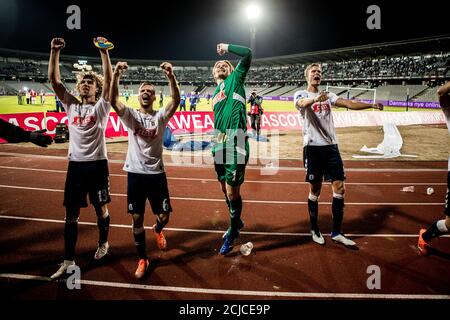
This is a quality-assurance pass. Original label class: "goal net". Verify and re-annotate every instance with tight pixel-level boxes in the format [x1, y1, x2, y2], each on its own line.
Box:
[325, 85, 377, 105]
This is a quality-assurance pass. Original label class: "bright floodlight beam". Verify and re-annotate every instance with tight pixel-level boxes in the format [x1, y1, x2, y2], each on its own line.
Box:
[245, 3, 262, 56]
[245, 3, 261, 21]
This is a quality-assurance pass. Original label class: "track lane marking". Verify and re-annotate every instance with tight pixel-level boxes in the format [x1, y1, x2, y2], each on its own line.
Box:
[0, 165, 446, 185]
[1, 214, 449, 238]
[0, 273, 449, 299]
[0, 152, 447, 172]
[0, 184, 444, 205]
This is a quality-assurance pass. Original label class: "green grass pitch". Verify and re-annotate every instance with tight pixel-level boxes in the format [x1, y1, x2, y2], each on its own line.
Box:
[0, 95, 436, 114]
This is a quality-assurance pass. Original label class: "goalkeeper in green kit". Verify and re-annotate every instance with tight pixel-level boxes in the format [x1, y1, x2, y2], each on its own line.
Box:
[211, 43, 252, 255]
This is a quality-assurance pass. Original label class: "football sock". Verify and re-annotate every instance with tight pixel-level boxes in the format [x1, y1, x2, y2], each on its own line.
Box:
[64, 220, 78, 261]
[423, 220, 448, 241]
[308, 193, 319, 232]
[229, 197, 243, 236]
[331, 193, 344, 237]
[133, 227, 147, 259]
[97, 211, 110, 244]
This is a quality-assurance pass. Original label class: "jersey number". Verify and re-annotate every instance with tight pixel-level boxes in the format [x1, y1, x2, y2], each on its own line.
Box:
[97, 189, 108, 203]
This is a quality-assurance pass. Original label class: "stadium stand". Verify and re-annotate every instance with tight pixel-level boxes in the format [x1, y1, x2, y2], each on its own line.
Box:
[0, 36, 448, 102]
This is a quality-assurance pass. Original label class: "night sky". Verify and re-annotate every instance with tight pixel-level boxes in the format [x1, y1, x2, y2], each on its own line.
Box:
[0, 0, 448, 60]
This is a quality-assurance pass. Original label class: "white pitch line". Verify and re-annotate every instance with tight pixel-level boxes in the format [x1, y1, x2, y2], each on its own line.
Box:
[2, 215, 450, 238]
[0, 273, 449, 299]
[0, 165, 446, 186]
[0, 152, 447, 172]
[0, 184, 444, 206]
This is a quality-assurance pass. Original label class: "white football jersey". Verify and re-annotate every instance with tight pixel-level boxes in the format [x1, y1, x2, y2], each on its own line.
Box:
[293, 90, 339, 146]
[62, 92, 111, 161]
[120, 107, 170, 174]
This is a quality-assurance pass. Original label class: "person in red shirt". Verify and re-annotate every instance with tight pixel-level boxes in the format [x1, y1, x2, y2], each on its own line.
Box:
[247, 90, 263, 138]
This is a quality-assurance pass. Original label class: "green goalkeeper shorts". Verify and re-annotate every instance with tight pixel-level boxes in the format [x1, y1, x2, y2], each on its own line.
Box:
[213, 143, 249, 187]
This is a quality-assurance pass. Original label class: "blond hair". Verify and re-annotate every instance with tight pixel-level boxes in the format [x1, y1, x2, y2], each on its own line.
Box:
[76, 71, 104, 101]
[212, 60, 235, 80]
[304, 63, 322, 80]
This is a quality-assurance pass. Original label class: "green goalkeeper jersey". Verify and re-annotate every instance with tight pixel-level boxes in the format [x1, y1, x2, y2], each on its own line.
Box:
[212, 44, 252, 151]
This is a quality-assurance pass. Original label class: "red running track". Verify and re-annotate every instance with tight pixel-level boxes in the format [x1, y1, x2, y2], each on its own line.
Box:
[0, 145, 449, 300]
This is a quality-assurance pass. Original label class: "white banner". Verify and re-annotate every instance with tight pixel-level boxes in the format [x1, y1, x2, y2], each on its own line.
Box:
[332, 111, 445, 128]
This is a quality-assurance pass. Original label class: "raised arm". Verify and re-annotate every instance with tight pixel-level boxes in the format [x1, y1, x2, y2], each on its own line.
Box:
[217, 43, 252, 79]
[110, 62, 128, 117]
[48, 38, 67, 101]
[94, 37, 113, 101]
[161, 62, 181, 119]
[437, 82, 450, 109]
[334, 98, 383, 111]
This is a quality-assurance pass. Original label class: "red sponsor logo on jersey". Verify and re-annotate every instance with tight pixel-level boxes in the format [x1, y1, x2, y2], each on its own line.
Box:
[212, 91, 226, 110]
[134, 126, 157, 138]
[312, 102, 331, 114]
[72, 115, 96, 126]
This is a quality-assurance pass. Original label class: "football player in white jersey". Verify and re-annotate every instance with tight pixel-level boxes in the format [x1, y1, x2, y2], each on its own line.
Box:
[48, 37, 113, 279]
[294, 63, 383, 247]
[418, 81, 450, 255]
[110, 61, 180, 279]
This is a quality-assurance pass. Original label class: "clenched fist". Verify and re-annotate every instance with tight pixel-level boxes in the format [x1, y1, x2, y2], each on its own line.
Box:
[51, 38, 65, 51]
[216, 43, 229, 56]
[314, 91, 329, 103]
[114, 61, 129, 76]
[160, 62, 174, 77]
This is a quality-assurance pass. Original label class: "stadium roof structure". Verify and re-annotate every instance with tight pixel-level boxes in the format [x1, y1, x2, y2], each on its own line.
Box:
[0, 35, 449, 67]
[251, 35, 450, 66]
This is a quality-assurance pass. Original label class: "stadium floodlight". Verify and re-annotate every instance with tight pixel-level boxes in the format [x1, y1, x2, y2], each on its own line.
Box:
[245, 3, 261, 21]
[244, 3, 262, 57]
